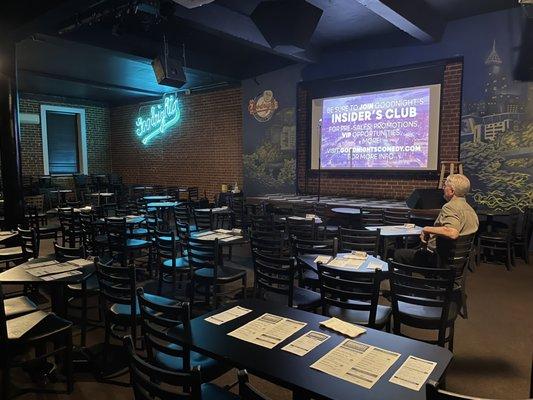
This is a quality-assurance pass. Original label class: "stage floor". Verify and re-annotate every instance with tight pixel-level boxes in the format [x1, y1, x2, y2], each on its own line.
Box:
[247, 193, 408, 209]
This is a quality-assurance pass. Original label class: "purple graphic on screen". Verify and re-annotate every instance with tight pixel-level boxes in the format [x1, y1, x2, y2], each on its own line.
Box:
[320, 87, 431, 169]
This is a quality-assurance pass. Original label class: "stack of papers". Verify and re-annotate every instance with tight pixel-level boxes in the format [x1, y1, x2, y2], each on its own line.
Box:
[326, 256, 366, 269]
[205, 306, 251, 325]
[320, 317, 366, 338]
[24, 258, 91, 280]
[41, 270, 82, 281]
[311, 339, 400, 389]
[228, 313, 307, 349]
[314, 255, 332, 264]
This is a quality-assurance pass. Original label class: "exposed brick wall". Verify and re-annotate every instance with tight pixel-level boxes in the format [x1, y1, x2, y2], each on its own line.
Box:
[296, 61, 463, 200]
[110, 87, 243, 200]
[18, 94, 112, 178]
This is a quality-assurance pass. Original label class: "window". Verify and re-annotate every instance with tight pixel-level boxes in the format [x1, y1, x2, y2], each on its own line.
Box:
[40, 105, 88, 175]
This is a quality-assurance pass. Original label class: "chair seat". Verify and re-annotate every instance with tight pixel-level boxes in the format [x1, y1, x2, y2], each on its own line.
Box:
[4, 296, 38, 319]
[264, 286, 321, 310]
[397, 301, 458, 323]
[201, 383, 240, 400]
[194, 265, 246, 283]
[67, 274, 100, 292]
[0, 246, 23, 257]
[126, 238, 151, 249]
[162, 257, 189, 269]
[109, 293, 178, 318]
[154, 344, 230, 382]
[327, 304, 392, 329]
[7, 312, 72, 342]
[129, 228, 148, 237]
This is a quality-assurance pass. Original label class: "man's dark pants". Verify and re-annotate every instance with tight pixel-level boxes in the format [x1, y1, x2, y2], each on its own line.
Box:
[393, 248, 438, 268]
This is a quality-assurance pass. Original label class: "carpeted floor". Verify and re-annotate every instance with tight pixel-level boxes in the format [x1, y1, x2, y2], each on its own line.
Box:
[6, 238, 533, 400]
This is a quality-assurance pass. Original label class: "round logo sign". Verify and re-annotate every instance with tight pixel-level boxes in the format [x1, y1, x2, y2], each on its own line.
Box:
[248, 90, 279, 122]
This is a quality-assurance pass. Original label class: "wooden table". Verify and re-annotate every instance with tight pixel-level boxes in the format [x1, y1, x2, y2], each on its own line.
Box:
[168, 299, 452, 400]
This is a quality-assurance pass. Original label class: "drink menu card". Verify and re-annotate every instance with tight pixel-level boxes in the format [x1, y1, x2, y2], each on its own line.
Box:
[205, 306, 252, 325]
[389, 356, 437, 391]
[228, 313, 307, 349]
[311, 339, 400, 389]
[282, 330, 330, 356]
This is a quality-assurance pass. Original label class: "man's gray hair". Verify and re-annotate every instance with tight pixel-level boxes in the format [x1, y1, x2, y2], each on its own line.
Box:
[446, 174, 471, 197]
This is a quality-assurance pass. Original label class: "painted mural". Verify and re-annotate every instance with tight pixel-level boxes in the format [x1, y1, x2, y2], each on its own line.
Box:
[460, 41, 533, 212]
[242, 65, 302, 196]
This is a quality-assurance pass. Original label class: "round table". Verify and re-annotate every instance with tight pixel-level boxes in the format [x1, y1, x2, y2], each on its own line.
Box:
[331, 207, 362, 228]
[298, 252, 388, 274]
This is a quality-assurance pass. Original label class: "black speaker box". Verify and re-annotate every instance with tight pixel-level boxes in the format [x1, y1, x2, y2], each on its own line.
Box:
[406, 188, 445, 209]
[251, 0, 323, 50]
[152, 55, 186, 88]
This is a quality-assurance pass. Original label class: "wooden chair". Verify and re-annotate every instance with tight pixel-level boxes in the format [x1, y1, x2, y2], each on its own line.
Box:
[238, 370, 272, 400]
[189, 237, 246, 309]
[252, 250, 320, 311]
[1, 283, 73, 399]
[389, 260, 457, 350]
[137, 288, 229, 381]
[317, 262, 390, 330]
[26, 206, 60, 242]
[338, 227, 380, 256]
[124, 335, 238, 400]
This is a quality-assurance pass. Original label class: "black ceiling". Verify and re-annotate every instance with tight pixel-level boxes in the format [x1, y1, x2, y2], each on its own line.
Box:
[0, 0, 519, 105]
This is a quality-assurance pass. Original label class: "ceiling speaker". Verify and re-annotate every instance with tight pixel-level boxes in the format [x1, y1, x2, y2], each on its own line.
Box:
[251, 0, 323, 50]
[152, 54, 186, 88]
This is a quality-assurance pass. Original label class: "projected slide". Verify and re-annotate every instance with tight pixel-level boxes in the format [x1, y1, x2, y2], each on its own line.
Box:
[312, 85, 440, 170]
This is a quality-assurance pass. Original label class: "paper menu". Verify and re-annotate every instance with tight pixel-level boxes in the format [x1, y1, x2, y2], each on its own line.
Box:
[327, 258, 348, 268]
[282, 330, 330, 356]
[41, 270, 83, 281]
[66, 258, 94, 268]
[389, 356, 437, 391]
[311, 339, 400, 389]
[205, 306, 252, 325]
[194, 230, 215, 237]
[26, 263, 81, 277]
[23, 260, 60, 270]
[320, 317, 366, 338]
[220, 236, 242, 242]
[228, 313, 307, 349]
[314, 255, 332, 264]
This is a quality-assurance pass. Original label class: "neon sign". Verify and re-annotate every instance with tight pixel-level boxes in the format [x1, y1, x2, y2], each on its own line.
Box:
[135, 93, 180, 145]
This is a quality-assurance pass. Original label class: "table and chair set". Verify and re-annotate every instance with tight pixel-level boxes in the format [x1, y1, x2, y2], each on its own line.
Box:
[0, 187, 530, 400]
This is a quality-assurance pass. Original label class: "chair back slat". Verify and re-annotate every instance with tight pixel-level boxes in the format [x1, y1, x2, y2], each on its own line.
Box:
[339, 227, 380, 255]
[252, 250, 295, 307]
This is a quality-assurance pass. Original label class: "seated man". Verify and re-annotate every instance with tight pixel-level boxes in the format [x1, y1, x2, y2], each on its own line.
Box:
[394, 174, 479, 267]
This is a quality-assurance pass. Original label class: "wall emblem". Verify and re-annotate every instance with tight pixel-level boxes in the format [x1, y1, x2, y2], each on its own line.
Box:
[135, 93, 180, 145]
[248, 90, 279, 122]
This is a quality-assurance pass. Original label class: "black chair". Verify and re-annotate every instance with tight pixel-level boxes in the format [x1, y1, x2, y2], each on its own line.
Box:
[0, 228, 32, 269]
[174, 204, 196, 230]
[383, 208, 410, 225]
[292, 203, 315, 217]
[188, 187, 199, 202]
[425, 379, 533, 400]
[80, 212, 107, 256]
[58, 208, 82, 247]
[104, 217, 151, 267]
[361, 207, 383, 227]
[238, 370, 272, 400]
[194, 209, 214, 231]
[389, 260, 458, 350]
[286, 218, 316, 240]
[96, 259, 176, 359]
[155, 230, 189, 295]
[252, 250, 320, 311]
[189, 237, 246, 309]
[338, 227, 380, 256]
[477, 213, 519, 270]
[250, 231, 287, 257]
[54, 243, 98, 346]
[436, 234, 476, 319]
[137, 288, 229, 381]
[26, 206, 60, 242]
[515, 207, 532, 264]
[317, 262, 390, 330]
[292, 237, 338, 290]
[1, 282, 73, 399]
[124, 335, 238, 400]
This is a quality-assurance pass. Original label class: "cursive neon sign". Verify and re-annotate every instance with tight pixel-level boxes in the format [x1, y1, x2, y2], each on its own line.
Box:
[135, 93, 181, 145]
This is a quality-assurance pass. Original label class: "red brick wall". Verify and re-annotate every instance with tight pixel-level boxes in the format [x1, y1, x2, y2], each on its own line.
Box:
[296, 61, 463, 200]
[110, 87, 243, 200]
[18, 95, 112, 178]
